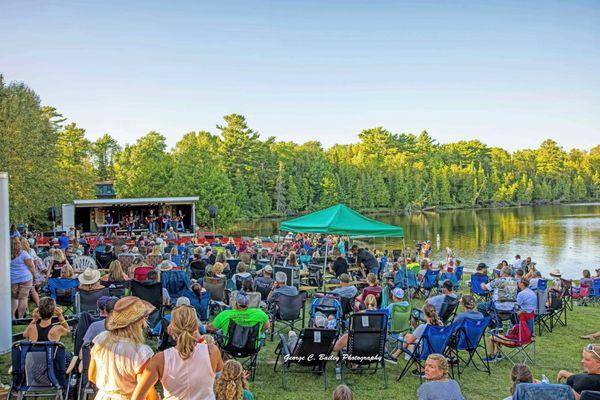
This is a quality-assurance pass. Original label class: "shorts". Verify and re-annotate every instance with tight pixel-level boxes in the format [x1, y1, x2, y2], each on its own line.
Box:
[11, 280, 33, 299]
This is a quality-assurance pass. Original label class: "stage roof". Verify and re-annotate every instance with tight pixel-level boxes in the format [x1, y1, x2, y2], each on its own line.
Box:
[69, 196, 199, 207]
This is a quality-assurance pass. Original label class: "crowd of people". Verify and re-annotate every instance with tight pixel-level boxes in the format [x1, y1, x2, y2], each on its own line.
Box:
[8, 226, 600, 400]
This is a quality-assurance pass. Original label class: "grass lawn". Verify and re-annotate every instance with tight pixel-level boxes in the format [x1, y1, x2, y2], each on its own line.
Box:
[2, 291, 599, 399]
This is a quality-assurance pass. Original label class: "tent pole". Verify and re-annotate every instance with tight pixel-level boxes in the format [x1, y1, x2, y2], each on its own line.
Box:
[322, 241, 328, 292]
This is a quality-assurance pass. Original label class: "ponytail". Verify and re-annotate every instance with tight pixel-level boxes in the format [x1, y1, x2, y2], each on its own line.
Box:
[168, 306, 199, 360]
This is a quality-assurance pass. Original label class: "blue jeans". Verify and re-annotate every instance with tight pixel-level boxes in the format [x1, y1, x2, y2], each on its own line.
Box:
[149, 222, 156, 233]
[176, 221, 185, 232]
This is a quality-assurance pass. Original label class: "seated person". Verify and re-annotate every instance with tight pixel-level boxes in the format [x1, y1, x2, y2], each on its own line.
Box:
[452, 295, 483, 326]
[151, 297, 207, 336]
[417, 354, 465, 400]
[529, 271, 542, 290]
[354, 273, 381, 311]
[333, 294, 379, 352]
[230, 279, 262, 309]
[101, 260, 130, 282]
[214, 360, 254, 400]
[557, 344, 600, 398]
[477, 266, 518, 317]
[206, 292, 270, 343]
[83, 296, 119, 345]
[390, 304, 443, 365]
[516, 278, 537, 314]
[267, 271, 299, 304]
[386, 287, 410, 315]
[78, 267, 105, 292]
[504, 363, 536, 400]
[23, 297, 70, 342]
[426, 280, 458, 315]
[254, 265, 274, 291]
[143, 270, 171, 307]
[332, 273, 358, 299]
[231, 262, 252, 288]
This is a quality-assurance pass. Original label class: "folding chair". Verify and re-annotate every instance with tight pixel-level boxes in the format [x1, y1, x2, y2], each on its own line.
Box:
[394, 268, 418, 298]
[75, 288, 110, 315]
[161, 270, 192, 301]
[387, 303, 412, 357]
[491, 311, 535, 365]
[9, 341, 70, 400]
[145, 254, 162, 268]
[398, 323, 456, 382]
[76, 343, 96, 400]
[358, 286, 383, 309]
[561, 278, 574, 311]
[46, 278, 79, 315]
[204, 276, 227, 303]
[340, 311, 389, 388]
[270, 292, 308, 341]
[274, 328, 338, 389]
[438, 295, 460, 324]
[451, 316, 492, 375]
[72, 256, 97, 271]
[454, 266, 464, 289]
[254, 279, 272, 301]
[469, 274, 490, 302]
[534, 279, 552, 335]
[130, 280, 163, 327]
[218, 321, 263, 381]
[421, 270, 439, 298]
[94, 251, 114, 269]
[513, 383, 575, 400]
[438, 273, 458, 292]
[543, 291, 567, 331]
[100, 280, 129, 298]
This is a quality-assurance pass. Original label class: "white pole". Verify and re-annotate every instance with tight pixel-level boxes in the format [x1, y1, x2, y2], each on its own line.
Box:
[0, 172, 12, 353]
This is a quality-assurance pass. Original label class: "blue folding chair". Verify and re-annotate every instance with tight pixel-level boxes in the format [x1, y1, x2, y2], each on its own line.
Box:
[187, 289, 211, 322]
[439, 273, 458, 291]
[398, 323, 456, 382]
[421, 270, 439, 298]
[451, 317, 492, 375]
[46, 278, 79, 314]
[590, 278, 600, 305]
[161, 270, 192, 301]
[454, 266, 464, 285]
[513, 383, 575, 400]
[469, 274, 490, 302]
[9, 341, 70, 400]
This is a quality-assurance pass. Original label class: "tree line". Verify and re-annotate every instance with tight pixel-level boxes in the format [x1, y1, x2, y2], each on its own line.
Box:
[1, 76, 599, 229]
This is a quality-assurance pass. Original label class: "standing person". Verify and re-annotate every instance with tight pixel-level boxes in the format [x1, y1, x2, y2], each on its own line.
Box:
[214, 360, 254, 400]
[513, 255, 523, 270]
[104, 211, 113, 237]
[10, 237, 36, 319]
[89, 296, 156, 400]
[416, 354, 465, 400]
[351, 245, 379, 278]
[132, 306, 223, 400]
[146, 209, 157, 234]
[20, 237, 41, 307]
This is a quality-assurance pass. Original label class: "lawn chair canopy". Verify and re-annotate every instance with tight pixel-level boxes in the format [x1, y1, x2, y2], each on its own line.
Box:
[279, 204, 404, 238]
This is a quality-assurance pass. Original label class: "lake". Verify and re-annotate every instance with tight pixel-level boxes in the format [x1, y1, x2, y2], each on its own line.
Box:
[227, 203, 600, 279]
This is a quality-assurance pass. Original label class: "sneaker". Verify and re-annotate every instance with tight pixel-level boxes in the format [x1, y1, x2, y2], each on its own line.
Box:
[385, 356, 398, 364]
[495, 353, 503, 361]
[483, 354, 497, 363]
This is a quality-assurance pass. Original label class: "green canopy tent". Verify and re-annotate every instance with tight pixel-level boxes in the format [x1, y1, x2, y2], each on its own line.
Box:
[278, 204, 404, 288]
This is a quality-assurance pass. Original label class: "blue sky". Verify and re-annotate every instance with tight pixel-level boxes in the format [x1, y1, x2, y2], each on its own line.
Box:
[1, 0, 599, 151]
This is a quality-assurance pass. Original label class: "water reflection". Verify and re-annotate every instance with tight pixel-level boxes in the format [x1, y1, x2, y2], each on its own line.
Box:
[227, 204, 600, 279]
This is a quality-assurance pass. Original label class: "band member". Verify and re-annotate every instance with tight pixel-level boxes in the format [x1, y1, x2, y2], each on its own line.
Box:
[104, 211, 113, 237]
[174, 209, 185, 232]
[125, 211, 135, 237]
[146, 209, 157, 234]
[162, 213, 172, 232]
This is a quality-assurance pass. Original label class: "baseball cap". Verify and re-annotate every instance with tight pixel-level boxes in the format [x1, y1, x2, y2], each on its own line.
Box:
[236, 292, 250, 307]
[392, 287, 405, 299]
[264, 265, 273, 272]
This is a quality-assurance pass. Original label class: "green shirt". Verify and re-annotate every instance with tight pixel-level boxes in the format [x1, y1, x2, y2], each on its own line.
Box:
[211, 308, 269, 338]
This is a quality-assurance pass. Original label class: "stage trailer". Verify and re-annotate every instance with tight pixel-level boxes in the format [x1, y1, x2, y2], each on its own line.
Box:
[62, 196, 199, 233]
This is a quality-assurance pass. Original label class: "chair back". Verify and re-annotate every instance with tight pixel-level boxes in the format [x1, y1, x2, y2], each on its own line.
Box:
[389, 303, 412, 333]
[223, 320, 261, 357]
[347, 311, 387, 364]
[188, 289, 211, 322]
[73, 312, 100, 355]
[73, 256, 97, 270]
[229, 291, 262, 309]
[454, 266, 464, 282]
[130, 280, 163, 309]
[535, 286, 548, 315]
[133, 266, 154, 281]
[118, 254, 136, 273]
[592, 278, 600, 297]
[507, 312, 534, 345]
[513, 383, 575, 400]
[204, 276, 227, 302]
[456, 317, 491, 352]
[394, 268, 418, 289]
[145, 254, 163, 267]
[189, 261, 207, 280]
[439, 295, 460, 323]
[11, 341, 67, 392]
[423, 270, 439, 290]
[254, 278, 273, 301]
[161, 270, 191, 300]
[581, 391, 600, 400]
[47, 278, 79, 306]
[419, 323, 456, 360]
[95, 251, 114, 269]
[100, 280, 130, 298]
[274, 292, 307, 321]
[234, 275, 254, 291]
[470, 274, 490, 295]
[77, 288, 110, 314]
[439, 273, 458, 290]
[289, 328, 338, 366]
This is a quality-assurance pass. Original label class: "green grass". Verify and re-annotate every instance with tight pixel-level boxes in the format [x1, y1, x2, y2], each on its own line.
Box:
[3, 294, 599, 399]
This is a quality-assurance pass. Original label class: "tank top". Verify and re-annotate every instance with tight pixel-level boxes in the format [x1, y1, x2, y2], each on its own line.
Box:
[162, 344, 215, 400]
[36, 321, 52, 341]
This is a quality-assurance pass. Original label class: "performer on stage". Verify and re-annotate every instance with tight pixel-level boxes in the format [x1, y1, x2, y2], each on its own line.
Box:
[104, 211, 113, 237]
[174, 209, 185, 232]
[146, 209, 157, 234]
[163, 213, 172, 232]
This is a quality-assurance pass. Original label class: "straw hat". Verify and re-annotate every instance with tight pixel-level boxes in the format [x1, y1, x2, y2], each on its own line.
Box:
[105, 296, 155, 331]
[549, 268, 562, 277]
[159, 260, 173, 272]
[78, 268, 101, 285]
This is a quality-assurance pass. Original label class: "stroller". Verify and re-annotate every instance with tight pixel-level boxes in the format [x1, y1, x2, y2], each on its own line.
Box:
[309, 292, 343, 331]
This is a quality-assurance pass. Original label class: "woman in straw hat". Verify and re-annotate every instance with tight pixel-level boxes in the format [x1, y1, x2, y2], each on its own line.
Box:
[89, 296, 156, 400]
[78, 267, 105, 292]
[133, 305, 222, 400]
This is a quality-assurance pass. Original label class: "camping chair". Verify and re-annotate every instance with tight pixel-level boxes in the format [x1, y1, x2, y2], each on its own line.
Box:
[145, 254, 162, 268]
[188, 289, 211, 322]
[130, 280, 163, 327]
[543, 290, 567, 331]
[189, 261, 207, 280]
[340, 311, 389, 388]
[513, 383, 575, 400]
[398, 323, 456, 382]
[100, 279, 129, 298]
[421, 270, 439, 298]
[590, 278, 600, 306]
[229, 291, 262, 309]
[450, 316, 492, 375]
[76, 343, 95, 400]
[46, 278, 79, 314]
[254, 279, 273, 301]
[218, 320, 264, 381]
[157, 307, 177, 351]
[534, 279, 552, 335]
[204, 276, 227, 303]
[359, 286, 383, 309]
[490, 311, 535, 365]
[161, 270, 192, 301]
[469, 274, 490, 302]
[270, 292, 308, 341]
[490, 302, 518, 332]
[454, 266, 464, 288]
[438, 273, 458, 292]
[387, 303, 412, 357]
[72, 256, 97, 271]
[274, 328, 338, 389]
[94, 251, 114, 269]
[9, 341, 70, 400]
[132, 266, 154, 281]
[117, 254, 135, 274]
[75, 288, 110, 315]
[561, 278, 574, 311]
[438, 295, 460, 324]
[394, 269, 418, 298]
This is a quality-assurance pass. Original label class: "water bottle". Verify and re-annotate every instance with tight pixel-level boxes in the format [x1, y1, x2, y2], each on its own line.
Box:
[541, 374, 549, 384]
[335, 366, 341, 380]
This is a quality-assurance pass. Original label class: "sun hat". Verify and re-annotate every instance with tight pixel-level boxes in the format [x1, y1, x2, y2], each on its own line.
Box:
[159, 260, 173, 272]
[78, 268, 101, 285]
[105, 296, 155, 331]
[392, 287, 405, 299]
[549, 268, 562, 277]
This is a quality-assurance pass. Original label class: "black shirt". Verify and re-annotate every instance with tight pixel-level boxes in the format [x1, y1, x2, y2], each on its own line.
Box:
[357, 249, 378, 271]
[567, 373, 600, 394]
[332, 257, 349, 277]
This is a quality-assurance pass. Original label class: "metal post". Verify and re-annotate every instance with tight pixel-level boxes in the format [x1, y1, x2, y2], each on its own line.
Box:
[0, 172, 12, 353]
[322, 241, 329, 292]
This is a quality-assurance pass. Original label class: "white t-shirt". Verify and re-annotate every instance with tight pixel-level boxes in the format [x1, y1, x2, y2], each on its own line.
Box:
[92, 331, 154, 399]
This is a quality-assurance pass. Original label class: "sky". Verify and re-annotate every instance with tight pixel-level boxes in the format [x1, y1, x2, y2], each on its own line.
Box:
[1, 0, 599, 151]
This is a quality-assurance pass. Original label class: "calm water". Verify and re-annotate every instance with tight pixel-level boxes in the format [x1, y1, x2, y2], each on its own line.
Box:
[227, 203, 600, 279]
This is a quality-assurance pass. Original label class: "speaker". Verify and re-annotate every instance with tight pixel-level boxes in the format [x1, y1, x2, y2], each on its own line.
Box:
[47, 207, 59, 222]
[208, 205, 218, 219]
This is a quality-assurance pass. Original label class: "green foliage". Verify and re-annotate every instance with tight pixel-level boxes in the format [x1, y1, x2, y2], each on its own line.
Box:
[1, 76, 599, 228]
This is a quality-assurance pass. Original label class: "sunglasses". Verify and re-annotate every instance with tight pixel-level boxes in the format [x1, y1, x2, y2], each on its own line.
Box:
[586, 344, 600, 360]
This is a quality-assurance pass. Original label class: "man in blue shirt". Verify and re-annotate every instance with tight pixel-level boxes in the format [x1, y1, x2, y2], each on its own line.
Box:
[427, 280, 458, 315]
[516, 277, 537, 314]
